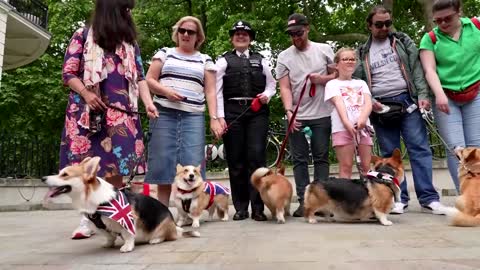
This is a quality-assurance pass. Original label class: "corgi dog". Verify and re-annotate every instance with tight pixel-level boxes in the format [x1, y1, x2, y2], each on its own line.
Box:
[444, 147, 480, 226]
[42, 157, 199, 253]
[250, 166, 293, 223]
[173, 164, 230, 228]
[304, 148, 404, 226]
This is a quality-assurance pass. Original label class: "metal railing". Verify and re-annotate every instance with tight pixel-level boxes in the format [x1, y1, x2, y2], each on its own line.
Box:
[0, 133, 59, 178]
[7, 0, 48, 29]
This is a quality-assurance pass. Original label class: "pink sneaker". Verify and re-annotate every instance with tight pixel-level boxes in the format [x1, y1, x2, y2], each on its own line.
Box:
[71, 216, 95, 239]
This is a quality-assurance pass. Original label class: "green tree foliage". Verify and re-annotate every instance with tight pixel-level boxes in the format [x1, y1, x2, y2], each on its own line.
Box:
[1, 0, 479, 139]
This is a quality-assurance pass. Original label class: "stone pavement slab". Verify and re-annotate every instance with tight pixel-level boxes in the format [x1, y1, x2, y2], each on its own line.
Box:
[1, 196, 480, 270]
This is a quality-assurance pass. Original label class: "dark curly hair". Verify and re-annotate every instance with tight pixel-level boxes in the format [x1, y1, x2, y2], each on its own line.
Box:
[91, 0, 137, 52]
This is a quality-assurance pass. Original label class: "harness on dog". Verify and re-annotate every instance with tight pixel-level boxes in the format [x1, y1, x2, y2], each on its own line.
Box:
[366, 170, 401, 201]
[87, 190, 136, 236]
[177, 181, 231, 213]
[203, 181, 231, 209]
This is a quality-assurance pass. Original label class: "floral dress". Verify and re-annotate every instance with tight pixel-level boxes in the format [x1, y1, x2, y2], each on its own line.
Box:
[60, 28, 145, 177]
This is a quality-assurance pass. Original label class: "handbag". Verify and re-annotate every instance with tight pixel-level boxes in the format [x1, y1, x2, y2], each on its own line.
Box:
[370, 101, 406, 127]
[444, 80, 480, 103]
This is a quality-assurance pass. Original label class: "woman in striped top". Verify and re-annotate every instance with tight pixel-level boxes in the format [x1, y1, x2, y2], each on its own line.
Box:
[145, 16, 223, 206]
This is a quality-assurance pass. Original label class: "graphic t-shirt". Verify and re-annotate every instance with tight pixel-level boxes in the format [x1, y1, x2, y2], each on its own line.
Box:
[324, 78, 372, 133]
[369, 39, 407, 98]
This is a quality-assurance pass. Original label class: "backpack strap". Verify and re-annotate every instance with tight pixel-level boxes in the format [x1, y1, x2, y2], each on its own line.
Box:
[428, 31, 437, 44]
[471, 17, 480, 29]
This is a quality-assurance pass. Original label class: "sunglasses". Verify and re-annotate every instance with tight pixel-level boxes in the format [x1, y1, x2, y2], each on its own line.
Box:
[287, 30, 304, 37]
[178, 27, 197, 36]
[340, 58, 356, 63]
[433, 13, 457, 25]
[373, 20, 393, 29]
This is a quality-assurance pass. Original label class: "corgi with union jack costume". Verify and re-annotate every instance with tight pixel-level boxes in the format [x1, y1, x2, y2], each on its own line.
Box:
[42, 157, 199, 252]
[174, 164, 230, 228]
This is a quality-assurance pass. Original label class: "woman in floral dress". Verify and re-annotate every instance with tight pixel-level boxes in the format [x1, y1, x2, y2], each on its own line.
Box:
[60, 0, 158, 239]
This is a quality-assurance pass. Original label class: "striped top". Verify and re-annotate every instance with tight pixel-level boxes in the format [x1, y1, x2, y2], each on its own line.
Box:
[152, 47, 216, 112]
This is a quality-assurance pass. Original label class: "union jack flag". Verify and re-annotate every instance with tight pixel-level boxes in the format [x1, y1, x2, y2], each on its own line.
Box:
[97, 191, 136, 236]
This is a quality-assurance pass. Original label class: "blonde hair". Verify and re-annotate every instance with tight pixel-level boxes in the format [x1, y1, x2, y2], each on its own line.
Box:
[171, 16, 205, 50]
[334, 47, 356, 63]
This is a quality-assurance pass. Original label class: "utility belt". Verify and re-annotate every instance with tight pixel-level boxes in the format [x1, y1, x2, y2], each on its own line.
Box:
[444, 80, 480, 103]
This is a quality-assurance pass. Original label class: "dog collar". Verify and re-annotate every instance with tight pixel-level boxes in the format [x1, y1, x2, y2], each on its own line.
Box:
[177, 187, 196, 194]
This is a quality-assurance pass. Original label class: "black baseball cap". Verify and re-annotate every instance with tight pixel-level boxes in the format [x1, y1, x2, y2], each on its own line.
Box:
[286, 13, 309, 32]
[229, 20, 256, 40]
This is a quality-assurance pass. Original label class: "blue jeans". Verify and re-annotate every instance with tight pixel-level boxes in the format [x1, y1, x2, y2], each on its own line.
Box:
[145, 105, 206, 185]
[373, 93, 439, 206]
[289, 117, 331, 203]
[433, 92, 480, 191]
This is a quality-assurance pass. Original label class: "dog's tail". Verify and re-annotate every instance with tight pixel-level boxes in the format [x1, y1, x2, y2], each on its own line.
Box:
[251, 167, 272, 187]
[445, 207, 480, 227]
[176, 226, 201, 237]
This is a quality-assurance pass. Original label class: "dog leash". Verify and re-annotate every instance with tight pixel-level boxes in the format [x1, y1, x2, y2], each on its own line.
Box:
[203, 98, 260, 170]
[420, 108, 457, 159]
[274, 75, 315, 171]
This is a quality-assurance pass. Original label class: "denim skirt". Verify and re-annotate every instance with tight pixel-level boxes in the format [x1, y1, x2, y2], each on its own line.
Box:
[145, 105, 206, 184]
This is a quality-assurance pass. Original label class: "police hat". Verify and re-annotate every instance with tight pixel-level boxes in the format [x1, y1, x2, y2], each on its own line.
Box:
[229, 20, 256, 40]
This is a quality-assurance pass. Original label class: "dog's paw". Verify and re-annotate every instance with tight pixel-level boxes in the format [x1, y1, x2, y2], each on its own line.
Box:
[120, 244, 134, 253]
[307, 218, 317, 224]
[221, 215, 229, 221]
[149, 238, 163, 245]
[380, 220, 393, 226]
[192, 221, 200, 228]
[277, 218, 286, 224]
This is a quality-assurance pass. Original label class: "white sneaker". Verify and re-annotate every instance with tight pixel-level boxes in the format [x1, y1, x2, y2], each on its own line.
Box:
[71, 216, 95, 239]
[422, 201, 448, 215]
[390, 202, 408, 214]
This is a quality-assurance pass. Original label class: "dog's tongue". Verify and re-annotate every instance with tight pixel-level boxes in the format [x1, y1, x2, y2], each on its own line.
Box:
[43, 187, 59, 201]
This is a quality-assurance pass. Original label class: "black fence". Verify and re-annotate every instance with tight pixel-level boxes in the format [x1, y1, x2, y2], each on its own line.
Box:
[8, 0, 49, 29]
[0, 133, 59, 178]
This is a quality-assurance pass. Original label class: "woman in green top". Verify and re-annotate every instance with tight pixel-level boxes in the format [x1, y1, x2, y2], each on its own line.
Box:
[419, 0, 480, 191]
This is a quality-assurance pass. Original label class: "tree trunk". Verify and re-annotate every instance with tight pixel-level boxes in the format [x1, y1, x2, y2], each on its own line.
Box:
[418, 0, 435, 31]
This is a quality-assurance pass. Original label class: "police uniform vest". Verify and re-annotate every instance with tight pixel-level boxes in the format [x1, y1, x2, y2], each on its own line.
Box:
[222, 51, 267, 100]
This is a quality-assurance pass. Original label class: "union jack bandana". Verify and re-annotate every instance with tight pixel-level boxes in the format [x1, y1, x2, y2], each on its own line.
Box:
[96, 190, 136, 236]
[203, 181, 231, 209]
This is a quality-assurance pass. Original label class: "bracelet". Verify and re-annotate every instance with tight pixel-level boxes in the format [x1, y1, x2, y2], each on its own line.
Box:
[285, 109, 294, 114]
[78, 87, 87, 95]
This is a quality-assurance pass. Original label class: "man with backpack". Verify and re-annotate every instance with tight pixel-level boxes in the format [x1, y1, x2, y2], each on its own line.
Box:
[354, 5, 448, 215]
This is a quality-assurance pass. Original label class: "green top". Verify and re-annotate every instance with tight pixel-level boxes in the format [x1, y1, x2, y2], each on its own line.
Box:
[419, 17, 480, 91]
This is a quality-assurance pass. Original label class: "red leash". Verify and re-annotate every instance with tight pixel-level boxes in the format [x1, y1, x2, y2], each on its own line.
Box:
[274, 76, 315, 170]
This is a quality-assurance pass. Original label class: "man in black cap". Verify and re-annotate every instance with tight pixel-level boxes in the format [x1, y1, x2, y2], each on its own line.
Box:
[275, 13, 336, 217]
[215, 20, 276, 221]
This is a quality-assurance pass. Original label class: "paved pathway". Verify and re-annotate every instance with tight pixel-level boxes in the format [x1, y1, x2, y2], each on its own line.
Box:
[1, 196, 480, 270]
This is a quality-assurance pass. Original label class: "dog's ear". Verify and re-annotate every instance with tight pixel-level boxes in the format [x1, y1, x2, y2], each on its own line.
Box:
[176, 164, 183, 174]
[83, 157, 100, 178]
[80, 157, 92, 165]
[454, 146, 465, 161]
[391, 148, 402, 161]
[195, 165, 202, 174]
[464, 148, 478, 163]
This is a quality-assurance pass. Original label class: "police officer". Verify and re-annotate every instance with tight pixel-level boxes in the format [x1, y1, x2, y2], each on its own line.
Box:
[215, 20, 276, 221]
